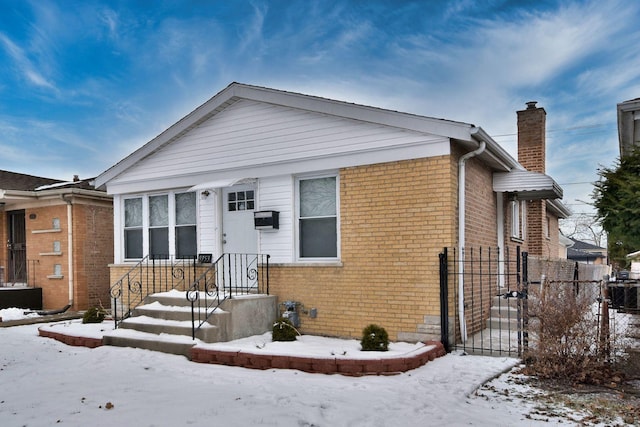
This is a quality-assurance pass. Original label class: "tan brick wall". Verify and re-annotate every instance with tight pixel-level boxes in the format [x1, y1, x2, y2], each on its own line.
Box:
[16, 199, 113, 311]
[25, 205, 70, 309]
[269, 156, 459, 341]
[463, 155, 497, 248]
[73, 204, 114, 310]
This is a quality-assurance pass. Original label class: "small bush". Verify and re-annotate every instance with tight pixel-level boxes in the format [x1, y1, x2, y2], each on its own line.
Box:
[361, 324, 389, 351]
[272, 317, 298, 342]
[82, 307, 106, 324]
[522, 282, 621, 384]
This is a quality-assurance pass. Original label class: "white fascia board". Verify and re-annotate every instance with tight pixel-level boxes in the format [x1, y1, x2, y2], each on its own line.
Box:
[547, 199, 571, 219]
[470, 126, 519, 172]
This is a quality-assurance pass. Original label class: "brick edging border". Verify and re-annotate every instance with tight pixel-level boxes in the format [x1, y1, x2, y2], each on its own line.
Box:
[190, 340, 446, 376]
[38, 327, 447, 376]
[38, 328, 103, 348]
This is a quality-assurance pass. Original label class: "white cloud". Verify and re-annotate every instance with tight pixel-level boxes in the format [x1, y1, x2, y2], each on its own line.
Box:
[0, 33, 57, 91]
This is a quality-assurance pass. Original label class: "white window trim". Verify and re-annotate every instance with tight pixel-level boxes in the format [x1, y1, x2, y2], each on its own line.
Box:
[510, 199, 527, 241]
[294, 172, 340, 262]
[510, 200, 520, 238]
[122, 190, 198, 262]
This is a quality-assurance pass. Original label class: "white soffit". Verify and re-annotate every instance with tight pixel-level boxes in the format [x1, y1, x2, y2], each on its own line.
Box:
[493, 170, 563, 200]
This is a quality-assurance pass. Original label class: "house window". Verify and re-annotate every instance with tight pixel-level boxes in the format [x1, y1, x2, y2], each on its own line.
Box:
[510, 200, 526, 240]
[123, 192, 197, 261]
[175, 192, 197, 258]
[297, 175, 338, 259]
[52, 218, 61, 230]
[149, 195, 169, 259]
[227, 190, 254, 211]
[545, 215, 550, 239]
[53, 264, 62, 276]
[53, 241, 61, 253]
[124, 197, 143, 259]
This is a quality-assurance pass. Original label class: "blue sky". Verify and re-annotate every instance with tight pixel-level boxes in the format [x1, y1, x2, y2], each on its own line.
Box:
[1, 0, 638, 217]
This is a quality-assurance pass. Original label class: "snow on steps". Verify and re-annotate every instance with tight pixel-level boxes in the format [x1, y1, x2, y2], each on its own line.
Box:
[103, 290, 277, 356]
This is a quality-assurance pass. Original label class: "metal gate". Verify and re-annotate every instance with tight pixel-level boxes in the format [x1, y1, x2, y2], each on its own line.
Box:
[440, 246, 529, 357]
[7, 210, 27, 284]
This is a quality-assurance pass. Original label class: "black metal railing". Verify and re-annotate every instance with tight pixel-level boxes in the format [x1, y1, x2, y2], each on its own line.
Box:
[187, 253, 270, 339]
[0, 259, 38, 287]
[110, 255, 197, 328]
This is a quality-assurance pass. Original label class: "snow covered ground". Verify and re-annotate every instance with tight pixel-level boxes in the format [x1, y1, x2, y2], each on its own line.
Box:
[0, 310, 632, 426]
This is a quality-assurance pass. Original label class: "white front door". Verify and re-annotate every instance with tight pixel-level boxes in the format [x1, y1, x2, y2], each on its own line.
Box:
[222, 185, 258, 254]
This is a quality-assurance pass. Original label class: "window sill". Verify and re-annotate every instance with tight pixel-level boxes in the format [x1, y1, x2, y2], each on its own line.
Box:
[47, 275, 64, 280]
[510, 237, 524, 244]
[32, 229, 62, 234]
[40, 252, 62, 256]
[272, 261, 344, 268]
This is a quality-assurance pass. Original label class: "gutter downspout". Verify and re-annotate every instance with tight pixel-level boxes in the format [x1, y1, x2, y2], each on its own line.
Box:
[62, 195, 74, 309]
[458, 137, 486, 343]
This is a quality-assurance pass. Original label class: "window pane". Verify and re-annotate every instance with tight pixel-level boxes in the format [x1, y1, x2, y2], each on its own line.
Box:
[125, 198, 142, 227]
[237, 192, 245, 201]
[149, 227, 169, 259]
[176, 226, 197, 258]
[300, 218, 337, 258]
[149, 195, 168, 226]
[300, 177, 336, 217]
[228, 193, 236, 202]
[176, 192, 196, 225]
[125, 229, 143, 259]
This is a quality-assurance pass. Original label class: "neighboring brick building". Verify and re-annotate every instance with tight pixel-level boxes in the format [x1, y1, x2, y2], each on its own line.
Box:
[95, 83, 569, 342]
[0, 171, 113, 311]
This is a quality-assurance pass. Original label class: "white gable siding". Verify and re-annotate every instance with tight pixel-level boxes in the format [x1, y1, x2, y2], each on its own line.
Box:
[257, 175, 294, 263]
[109, 99, 449, 191]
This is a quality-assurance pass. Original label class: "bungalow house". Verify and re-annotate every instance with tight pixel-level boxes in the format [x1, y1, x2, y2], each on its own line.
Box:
[95, 83, 569, 346]
[0, 171, 113, 311]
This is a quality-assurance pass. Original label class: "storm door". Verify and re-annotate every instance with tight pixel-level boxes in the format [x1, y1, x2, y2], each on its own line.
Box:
[7, 210, 27, 284]
[221, 185, 258, 254]
[220, 185, 258, 292]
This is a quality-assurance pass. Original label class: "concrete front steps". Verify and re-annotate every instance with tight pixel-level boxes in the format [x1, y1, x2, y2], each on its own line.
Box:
[103, 290, 277, 358]
[486, 293, 521, 330]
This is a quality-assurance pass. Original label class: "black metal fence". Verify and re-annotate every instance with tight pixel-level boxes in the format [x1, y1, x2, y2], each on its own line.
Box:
[440, 246, 529, 357]
[441, 247, 633, 364]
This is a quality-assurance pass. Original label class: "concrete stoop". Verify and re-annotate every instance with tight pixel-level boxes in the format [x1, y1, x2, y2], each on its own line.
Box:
[103, 291, 277, 357]
[486, 292, 535, 330]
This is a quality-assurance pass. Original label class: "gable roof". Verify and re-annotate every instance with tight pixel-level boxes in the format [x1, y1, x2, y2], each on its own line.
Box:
[94, 82, 566, 208]
[0, 170, 64, 191]
[567, 247, 605, 262]
[0, 170, 107, 203]
[569, 237, 605, 251]
[95, 82, 525, 188]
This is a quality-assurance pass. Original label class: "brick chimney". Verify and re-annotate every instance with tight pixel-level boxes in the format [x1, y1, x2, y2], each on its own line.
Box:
[517, 101, 546, 173]
[517, 101, 548, 257]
